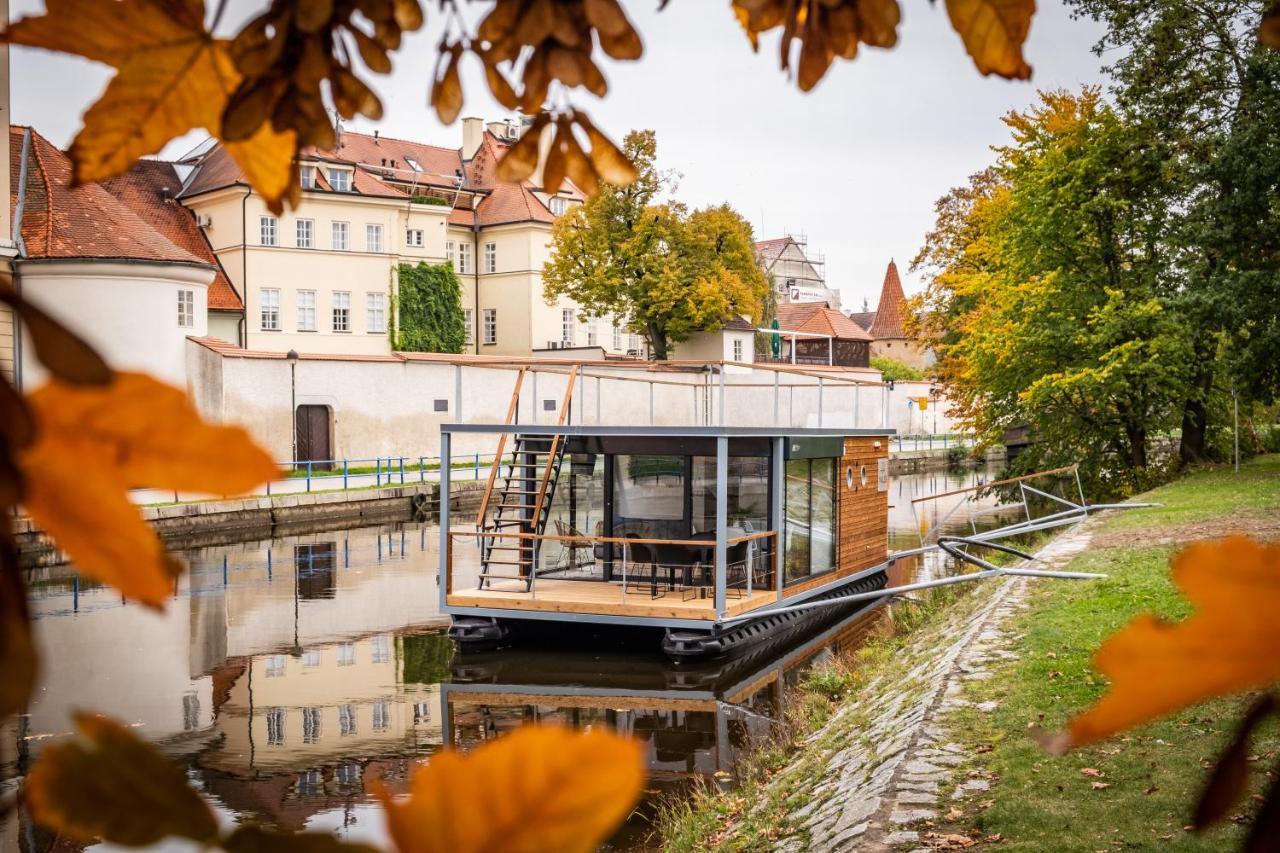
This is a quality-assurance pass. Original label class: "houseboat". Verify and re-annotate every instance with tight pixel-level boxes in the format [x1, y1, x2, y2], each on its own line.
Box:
[440, 421, 896, 659]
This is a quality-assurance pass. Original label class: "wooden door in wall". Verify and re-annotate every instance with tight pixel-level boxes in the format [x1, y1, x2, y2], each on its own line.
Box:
[295, 405, 332, 467]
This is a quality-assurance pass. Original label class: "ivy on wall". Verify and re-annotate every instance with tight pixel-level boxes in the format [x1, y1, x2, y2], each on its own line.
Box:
[394, 262, 467, 353]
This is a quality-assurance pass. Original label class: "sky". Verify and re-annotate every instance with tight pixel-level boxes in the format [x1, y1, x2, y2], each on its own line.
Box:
[9, 0, 1109, 311]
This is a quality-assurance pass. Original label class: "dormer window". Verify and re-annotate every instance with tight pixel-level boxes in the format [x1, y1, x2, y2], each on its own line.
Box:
[300, 165, 317, 189]
[405, 157, 422, 172]
[329, 168, 352, 192]
[549, 196, 568, 216]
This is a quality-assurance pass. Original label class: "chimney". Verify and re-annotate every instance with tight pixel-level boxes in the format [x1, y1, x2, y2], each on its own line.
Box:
[373, 129, 379, 143]
[461, 116, 484, 160]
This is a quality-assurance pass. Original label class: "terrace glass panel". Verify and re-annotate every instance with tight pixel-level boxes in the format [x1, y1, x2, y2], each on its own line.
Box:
[784, 458, 810, 584]
[810, 458, 837, 575]
[612, 455, 686, 541]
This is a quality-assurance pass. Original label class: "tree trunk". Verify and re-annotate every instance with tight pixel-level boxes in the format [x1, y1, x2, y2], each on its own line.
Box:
[647, 322, 669, 360]
[1126, 423, 1148, 469]
[1179, 357, 1215, 466]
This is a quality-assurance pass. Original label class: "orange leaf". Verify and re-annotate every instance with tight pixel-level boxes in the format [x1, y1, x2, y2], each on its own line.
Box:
[26, 712, 220, 846]
[1060, 536, 1280, 749]
[18, 372, 278, 608]
[3, 0, 297, 213]
[944, 0, 1034, 79]
[1262, 6, 1280, 47]
[377, 725, 645, 853]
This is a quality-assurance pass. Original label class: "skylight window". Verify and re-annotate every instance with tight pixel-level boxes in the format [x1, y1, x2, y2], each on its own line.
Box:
[405, 157, 422, 172]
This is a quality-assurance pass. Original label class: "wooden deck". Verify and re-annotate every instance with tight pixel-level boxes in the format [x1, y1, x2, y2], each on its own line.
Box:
[446, 578, 776, 621]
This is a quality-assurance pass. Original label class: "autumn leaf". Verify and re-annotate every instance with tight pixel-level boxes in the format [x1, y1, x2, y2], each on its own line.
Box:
[1262, 5, 1280, 48]
[18, 372, 278, 608]
[0, 545, 36, 719]
[26, 713, 220, 846]
[377, 725, 645, 853]
[222, 825, 381, 853]
[2, 0, 297, 212]
[944, 0, 1034, 80]
[1055, 537, 1280, 750]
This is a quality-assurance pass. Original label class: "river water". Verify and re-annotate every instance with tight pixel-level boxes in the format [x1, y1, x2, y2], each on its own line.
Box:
[1, 463, 1013, 852]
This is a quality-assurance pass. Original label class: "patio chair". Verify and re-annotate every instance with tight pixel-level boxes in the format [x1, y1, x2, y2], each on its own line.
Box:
[552, 519, 594, 575]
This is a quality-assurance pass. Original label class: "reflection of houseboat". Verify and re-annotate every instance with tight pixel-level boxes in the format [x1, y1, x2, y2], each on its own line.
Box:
[440, 423, 894, 658]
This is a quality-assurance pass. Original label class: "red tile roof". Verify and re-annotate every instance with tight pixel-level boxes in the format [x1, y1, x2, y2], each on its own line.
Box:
[775, 302, 872, 341]
[868, 260, 908, 340]
[847, 311, 876, 331]
[98, 160, 242, 310]
[11, 127, 211, 267]
[178, 127, 576, 228]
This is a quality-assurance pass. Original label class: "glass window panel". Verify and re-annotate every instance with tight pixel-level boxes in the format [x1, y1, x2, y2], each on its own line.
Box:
[612, 455, 686, 540]
[784, 458, 811, 584]
[809, 457, 837, 575]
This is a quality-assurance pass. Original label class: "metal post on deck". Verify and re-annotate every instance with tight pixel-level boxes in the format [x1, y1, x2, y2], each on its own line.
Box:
[455, 364, 462, 422]
[718, 367, 726, 426]
[817, 377, 824, 428]
[773, 370, 780, 426]
[438, 431, 451, 612]
[714, 435, 729, 619]
[649, 383, 655, 425]
[854, 384, 860, 429]
[596, 376, 602, 424]
[772, 436, 785, 602]
[531, 371, 539, 425]
[790, 333, 797, 364]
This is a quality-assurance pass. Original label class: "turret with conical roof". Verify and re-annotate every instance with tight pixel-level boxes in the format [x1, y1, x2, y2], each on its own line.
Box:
[868, 259, 908, 340]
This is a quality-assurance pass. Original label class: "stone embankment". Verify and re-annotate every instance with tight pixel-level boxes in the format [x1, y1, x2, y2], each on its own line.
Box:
[14, 481, 485, 563]
[743, 520, 1099, 851]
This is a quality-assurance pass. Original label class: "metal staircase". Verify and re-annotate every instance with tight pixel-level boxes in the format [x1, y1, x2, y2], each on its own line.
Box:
[475, 367, 579, 590]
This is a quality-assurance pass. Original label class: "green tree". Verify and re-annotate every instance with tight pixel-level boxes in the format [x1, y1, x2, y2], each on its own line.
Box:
[394, 262, 467, 353]
[1065, 0, 1280, 462]
[915, 90, 1192, 494]
[543, 131, 769, 359]
[870, 356, 924, 382]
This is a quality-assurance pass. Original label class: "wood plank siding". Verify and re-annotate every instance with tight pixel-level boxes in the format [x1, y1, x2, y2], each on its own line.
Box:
[837, 435, 889, 573]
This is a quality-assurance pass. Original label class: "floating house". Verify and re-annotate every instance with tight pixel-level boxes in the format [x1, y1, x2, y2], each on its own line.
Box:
[441, 411, 894, 657]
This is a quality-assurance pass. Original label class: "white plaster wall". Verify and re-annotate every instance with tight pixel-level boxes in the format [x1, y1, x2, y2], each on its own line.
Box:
[188, 342, 967, 463]
[19, 259, 213, 387]
[208, 311, 241, 345]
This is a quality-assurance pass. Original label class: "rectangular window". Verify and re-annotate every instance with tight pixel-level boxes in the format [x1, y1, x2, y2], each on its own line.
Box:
[337, 643, 356, 666]
[784, 458, 838, 584]
[332, 291, 350, 332]
[266, 707, 285, 745]
[733, 338, 744, 361]
[586, 321, 597, 347]
[628, 333, 640, 354]
[302, 707, 321, 743]
[332, 221, 349, 250]
[446, 240, 455, 269]
[265, 655, 286, 677]
[329, 169, 351, 192]
[463, 308, 473, 346]
[300, 165, 316, 189]
[260, 287, 280, 331]
[484, 241, 496, 273]
[297, 290, 316, 331]
[367, 292, 386, 333]
[366, 223, 383, 253]
[561, 308, 575, 346]
[612, 325, 622, 351]
[303, 649, 321, 667]
[549, 196, 568, 216]
[260, 215, 277, 246]
[371, 635, 391, 664]
[406, 228, 424, 248]
[339, 704, 356, 735]
[458, 241, 472, 274]
[372, 701, 390, 732]
[482, 308, 496, 345]
[177, 290, 194, 328]
[296, 218, 313, 248]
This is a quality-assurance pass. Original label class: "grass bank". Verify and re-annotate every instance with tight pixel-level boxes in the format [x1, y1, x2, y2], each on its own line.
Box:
[937, 454, 1280, 850]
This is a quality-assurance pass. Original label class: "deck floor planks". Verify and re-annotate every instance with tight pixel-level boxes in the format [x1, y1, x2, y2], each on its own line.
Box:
[447, 579, 776, 620]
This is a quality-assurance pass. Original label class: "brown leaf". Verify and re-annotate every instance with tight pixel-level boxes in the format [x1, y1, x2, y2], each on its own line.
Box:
[0, 542, 37, 719]
[431, 47, 464, 125]
[497, 113, 550, 183]
[18, 373, 279, 608]
[479, 50, 521, 109]
[1245, 771, 1280, 853]
[1261, 6, 1280, 48]
[577, 113, 637, 186]
[376, 724, 645, 853]
[859, 0, 902, 48]
[3, 0, 299, 214]
[542, 118, 571, 194]
[1091, 781, 1111, 790]
[223, 825, 381, 853]
[1081, 767, 1105, 777]
[0, 290, 111, 386]
[1061, 538, 1280, 749]
[1194, 694, 1277, 829]
[944, 0, 1034, 79]
[25, 713, 220, 846]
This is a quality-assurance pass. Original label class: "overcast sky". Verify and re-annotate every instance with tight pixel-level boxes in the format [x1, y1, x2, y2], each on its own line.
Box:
[10, 0, 1108, 310]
